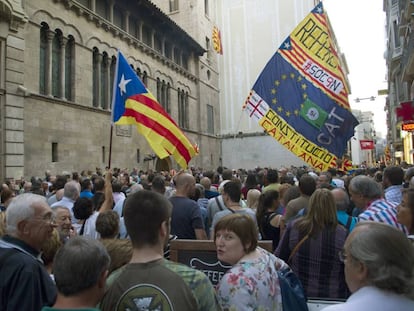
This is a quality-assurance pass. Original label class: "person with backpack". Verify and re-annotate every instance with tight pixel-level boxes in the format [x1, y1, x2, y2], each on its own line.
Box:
[276, 188, 349, 299]
[331, 188, 357, 232]
[256, 190, 283, 251]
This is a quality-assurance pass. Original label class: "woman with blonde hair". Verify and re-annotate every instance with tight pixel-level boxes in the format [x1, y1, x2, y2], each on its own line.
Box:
[246, 189, 261, 210]
[276, 188, 348, 299]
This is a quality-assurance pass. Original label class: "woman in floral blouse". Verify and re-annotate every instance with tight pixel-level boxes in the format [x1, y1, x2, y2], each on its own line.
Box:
[214, 213, 292, 310]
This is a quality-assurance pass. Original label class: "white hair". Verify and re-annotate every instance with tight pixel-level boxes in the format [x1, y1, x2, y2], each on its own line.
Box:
[6, 193, 48, 234]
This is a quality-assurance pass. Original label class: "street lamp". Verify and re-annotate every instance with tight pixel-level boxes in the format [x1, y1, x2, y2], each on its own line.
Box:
[354, 96, 376, 103]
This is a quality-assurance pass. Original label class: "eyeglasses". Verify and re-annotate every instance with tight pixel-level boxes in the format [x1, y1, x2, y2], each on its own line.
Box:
[338, 249, 347, 262]
[32, 214, 55, 225]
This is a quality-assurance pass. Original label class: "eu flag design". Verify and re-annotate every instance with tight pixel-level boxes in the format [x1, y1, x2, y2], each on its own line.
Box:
[112, 51, 198, 169]
[243, 3, 358, 171]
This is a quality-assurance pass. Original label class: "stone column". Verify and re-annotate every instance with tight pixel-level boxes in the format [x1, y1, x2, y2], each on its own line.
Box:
[59, 37, 67, 100]
[45, 30, 54, 97]
[104, 56, 111, 110]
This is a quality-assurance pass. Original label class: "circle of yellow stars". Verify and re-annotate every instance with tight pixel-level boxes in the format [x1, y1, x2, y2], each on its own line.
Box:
[270, 72, 308, 118]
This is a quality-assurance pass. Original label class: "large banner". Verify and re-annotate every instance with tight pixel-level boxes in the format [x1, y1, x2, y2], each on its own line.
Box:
[243, 3, 358, 171]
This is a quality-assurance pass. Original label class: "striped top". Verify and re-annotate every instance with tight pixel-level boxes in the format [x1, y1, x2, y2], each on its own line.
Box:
[358, 198, 408, 234]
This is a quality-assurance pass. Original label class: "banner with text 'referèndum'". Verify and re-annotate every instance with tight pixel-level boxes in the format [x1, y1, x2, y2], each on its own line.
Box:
[243, 2, 358, 171]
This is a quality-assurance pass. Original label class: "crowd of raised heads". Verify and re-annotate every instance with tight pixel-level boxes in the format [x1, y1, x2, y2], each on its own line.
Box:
[1, 163, 414, 310]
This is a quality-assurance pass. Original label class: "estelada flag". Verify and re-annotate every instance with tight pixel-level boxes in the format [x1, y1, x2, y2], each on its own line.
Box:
[243, 2, 358, 171]
[111, 51, 198, 169]
[212, 26, 223, 54]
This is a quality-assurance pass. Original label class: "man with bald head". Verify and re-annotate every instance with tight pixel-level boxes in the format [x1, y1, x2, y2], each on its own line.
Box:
[169, 172, 207, 239]
[200, 176, 219, 199]
[331, 188, 357, 232]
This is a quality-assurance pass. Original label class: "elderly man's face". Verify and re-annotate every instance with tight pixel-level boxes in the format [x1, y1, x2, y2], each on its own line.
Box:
[54, 208, 72, 236]
[22, 202, 56, 251]
[348, 187, 365, 209]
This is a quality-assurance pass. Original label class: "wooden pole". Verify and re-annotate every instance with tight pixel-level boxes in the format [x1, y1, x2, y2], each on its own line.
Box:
[108, 124, 113, 169]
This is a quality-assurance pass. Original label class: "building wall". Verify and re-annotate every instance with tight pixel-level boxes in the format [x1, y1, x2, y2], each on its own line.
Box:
[222, 135, 306, 170]
[152, 0, 221, 167]
[0, 0, 221, 180]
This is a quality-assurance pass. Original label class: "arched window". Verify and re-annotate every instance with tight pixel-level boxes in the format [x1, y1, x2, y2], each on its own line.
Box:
[39, 23, 49, 95]
[52, 29, 62, 97]
[142, 71, 148, 86]
[39, 24, 74, 100]
[136, 67, 142, 79]
[178, 88, 188, 128]
[113, 5, 124, 30]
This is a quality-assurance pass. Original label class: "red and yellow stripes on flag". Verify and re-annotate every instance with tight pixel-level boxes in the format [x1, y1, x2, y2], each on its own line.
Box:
[279, 8, 350, 110]
[115, 92, 198, 169]
[212, 26, 223, 55]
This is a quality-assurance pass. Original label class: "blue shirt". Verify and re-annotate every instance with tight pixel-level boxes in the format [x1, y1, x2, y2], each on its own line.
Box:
[337, 210, 357, 232]
[79, 190, 94, 199]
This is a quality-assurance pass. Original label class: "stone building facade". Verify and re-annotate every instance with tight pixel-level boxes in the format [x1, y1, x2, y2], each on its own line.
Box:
[0, 0, 221, 180]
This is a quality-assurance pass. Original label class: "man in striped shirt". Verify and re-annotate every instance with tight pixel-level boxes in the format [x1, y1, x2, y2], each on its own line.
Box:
[348, 175, 407, 234]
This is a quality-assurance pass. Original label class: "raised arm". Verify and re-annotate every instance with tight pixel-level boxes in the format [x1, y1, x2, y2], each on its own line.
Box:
[98, 171, 114, 213]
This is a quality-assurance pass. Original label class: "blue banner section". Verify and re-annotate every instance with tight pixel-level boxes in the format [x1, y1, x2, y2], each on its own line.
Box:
[252, 50, 358, 158]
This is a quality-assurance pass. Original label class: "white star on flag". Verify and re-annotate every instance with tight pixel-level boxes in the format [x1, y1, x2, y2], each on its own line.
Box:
[118, 74, 131, 95]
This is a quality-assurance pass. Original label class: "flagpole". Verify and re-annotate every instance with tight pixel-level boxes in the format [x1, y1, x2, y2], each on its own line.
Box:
[108, 50, 120, 170]
[108, 124, 113, 169]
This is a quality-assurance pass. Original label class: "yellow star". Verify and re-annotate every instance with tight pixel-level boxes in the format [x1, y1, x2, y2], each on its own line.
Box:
[282, 74, 287, 80]
[301, 83, 307, 90]
[277, 106, 283, 113]
[286, 111, 291, 117]
[272, 98, 277, 104]
[294, 109, 299, 115]
[297, 76, 302, 82]
[303, 93, 308, 99]
[290, 73, 295, 79]
[300, 104, 305, 108]
[274, 80, 280, 86]
[271, 89, 276, 94]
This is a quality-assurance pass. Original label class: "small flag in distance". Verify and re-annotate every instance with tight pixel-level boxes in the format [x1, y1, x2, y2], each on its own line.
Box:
[212, 26, 223, 55]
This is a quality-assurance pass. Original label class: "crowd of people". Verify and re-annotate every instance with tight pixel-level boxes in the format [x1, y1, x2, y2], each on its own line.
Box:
[0, 164, 414, 310]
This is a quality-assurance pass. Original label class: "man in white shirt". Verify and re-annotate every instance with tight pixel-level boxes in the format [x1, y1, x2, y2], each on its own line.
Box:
[322, 222, 414, 311]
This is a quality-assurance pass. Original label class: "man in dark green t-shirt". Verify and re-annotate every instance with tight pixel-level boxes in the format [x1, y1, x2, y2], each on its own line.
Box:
[100, 190, 221, 311]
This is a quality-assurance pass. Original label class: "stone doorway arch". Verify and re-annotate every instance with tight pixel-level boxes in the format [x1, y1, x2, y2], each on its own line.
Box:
[156, 157, 171, 172]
